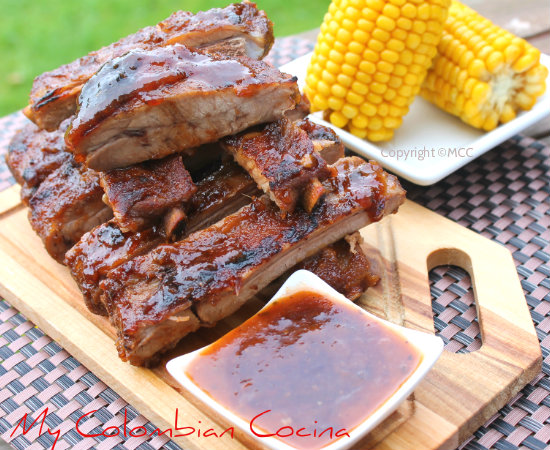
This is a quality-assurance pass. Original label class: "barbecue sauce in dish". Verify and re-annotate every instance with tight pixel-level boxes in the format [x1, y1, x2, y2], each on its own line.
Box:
[186, 291, 421, 450]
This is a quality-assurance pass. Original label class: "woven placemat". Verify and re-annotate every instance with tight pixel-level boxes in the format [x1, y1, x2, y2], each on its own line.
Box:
[0, 36, 548, 450]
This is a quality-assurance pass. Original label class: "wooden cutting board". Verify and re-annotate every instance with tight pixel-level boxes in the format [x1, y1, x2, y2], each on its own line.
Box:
[0, 184, 541, 450]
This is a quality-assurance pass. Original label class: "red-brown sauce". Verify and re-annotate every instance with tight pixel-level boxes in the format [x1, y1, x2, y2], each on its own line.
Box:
[186, 291, 421, 449]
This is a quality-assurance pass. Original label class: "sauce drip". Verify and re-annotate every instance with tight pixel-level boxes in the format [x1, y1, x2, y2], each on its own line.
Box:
[70, 44, 251, 141]
[186, 291, 421, 449]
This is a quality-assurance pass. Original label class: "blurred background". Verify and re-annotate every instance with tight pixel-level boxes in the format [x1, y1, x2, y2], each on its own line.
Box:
[0, 0, 330, 116]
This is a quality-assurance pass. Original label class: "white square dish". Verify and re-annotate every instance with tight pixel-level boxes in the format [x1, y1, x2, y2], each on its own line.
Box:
[279, 53, 550, 186]
[167, 270, 443, 450]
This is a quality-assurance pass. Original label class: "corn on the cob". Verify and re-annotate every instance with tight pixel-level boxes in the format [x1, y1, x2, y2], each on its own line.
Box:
[304, 0, 451, 141]
[421, 0, 548, 131]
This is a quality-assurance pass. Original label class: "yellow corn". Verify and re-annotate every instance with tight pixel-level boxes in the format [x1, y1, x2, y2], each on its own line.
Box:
[421, 0, 548, 131]
[304, 0, 451, 141]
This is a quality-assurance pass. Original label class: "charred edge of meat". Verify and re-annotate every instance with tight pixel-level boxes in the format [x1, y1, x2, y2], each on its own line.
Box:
[28, 160, 113, 263]
[6, 118, 74, 204]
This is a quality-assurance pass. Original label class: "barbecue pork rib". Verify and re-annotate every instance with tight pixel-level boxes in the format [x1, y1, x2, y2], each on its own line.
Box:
[28, 161, 113, 263]
[66, 161, 257, 315]
[6, 118, 73, 204]
[101, 157, 405, 366]
[65, 221, 164, 315]
[65, 45, 300, 171]
[222, 117, 336, 214]
[100, 155, 197, 234]
[25, 2, 274, 131]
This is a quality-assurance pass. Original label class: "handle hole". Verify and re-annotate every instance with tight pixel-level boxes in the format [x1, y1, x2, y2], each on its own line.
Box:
[429, 264, 482, 353]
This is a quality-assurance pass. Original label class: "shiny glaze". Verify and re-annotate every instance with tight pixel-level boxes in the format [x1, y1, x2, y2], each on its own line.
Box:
[223, 118, 335, 213]
[68, 45, 252, 145]
[28, 160, 112, 262]
[102, 157, 392, 335]
[28, 2, 273, 130]
[101, 155, 197, 233]
[6, 118, 73, 204]
[65, 220, 164, 314]
[186, 291, 421, 450]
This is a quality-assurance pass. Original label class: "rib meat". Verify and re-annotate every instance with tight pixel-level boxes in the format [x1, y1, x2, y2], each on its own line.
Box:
[28, 161, 113, 263]
[66, 160, 258, 316]
[101, 156, 405, 365]
[25, 2, 274, 131]
[222, 117, 335, 213]
[297, 118, 345, 164]
[65, 221, 164, 315]
[185, 160, 259, 234]
[65, 45, 300, 170]
[6, 118, 73, 204]
[297, 233, 379, 300]
[100, 155, 197, 233]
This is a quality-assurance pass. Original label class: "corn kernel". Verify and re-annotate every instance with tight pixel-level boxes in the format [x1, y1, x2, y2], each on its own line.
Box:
[383, 3, 401, 19]
[372, 28, 391, 42]
[377, 60, 394, 73]
[377, 15, 396, 31]
[401, 3, 417, 18]
[342, 104, 359, 119]
[381, 49, 400, 64]
[328, 96, 344, 110]
[346, 90, 365, 104]
[368, 39, 385, 52]
[331, 84, 348, 98]
[348, 41, 365, 54]
[330, 111, 349, 128]
[406, 33, 421, 50]
[351, 80, 368, 95]
[360, 103, 377, 116]
[352, 114, 368, 128]
[396, 17, 412, 30]
[341, 63, 357, 76]
[347, 125, 368, 138]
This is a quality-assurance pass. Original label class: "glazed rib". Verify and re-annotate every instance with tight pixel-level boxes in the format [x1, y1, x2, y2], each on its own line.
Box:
[100, 155, 197, 233]
[65, 221, 164, 315]
[101, 157, 405, 366]
[28, 161, 113, 263]
[6, 118, 73, 204]
[25, 2, 274, 131]
[66, 160, 258, 315]
[65, 45, 300, 170]
[296, 232, 379, 300]
[222, 117, 335, 213]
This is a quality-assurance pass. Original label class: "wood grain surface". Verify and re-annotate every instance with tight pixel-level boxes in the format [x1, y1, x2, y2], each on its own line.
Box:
[0, 185, 541, 450]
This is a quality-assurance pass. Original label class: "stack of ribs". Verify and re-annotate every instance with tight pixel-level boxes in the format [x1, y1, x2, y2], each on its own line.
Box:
[7, 1, 405, 366]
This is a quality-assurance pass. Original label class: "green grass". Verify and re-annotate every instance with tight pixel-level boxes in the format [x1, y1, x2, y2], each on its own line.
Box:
[0, 0, 328, 116]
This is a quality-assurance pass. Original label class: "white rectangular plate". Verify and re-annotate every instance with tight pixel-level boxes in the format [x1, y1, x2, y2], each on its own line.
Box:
[279, 53, 550, 185]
